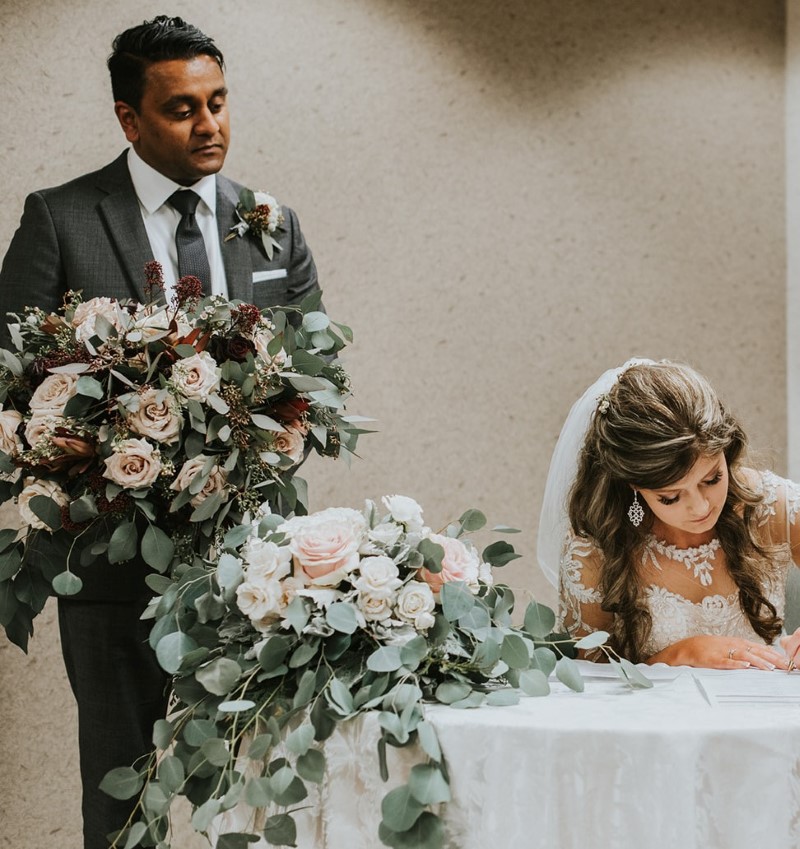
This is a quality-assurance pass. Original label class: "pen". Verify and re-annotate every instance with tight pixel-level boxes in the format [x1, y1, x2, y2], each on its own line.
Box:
[692, 673, 713, 706]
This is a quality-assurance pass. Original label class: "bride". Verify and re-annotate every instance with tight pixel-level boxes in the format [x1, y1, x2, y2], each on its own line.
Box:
[538, 359, 800, 668]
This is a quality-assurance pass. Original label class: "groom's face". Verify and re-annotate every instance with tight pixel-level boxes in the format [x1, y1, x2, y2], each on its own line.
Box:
[115, 55, 230, 186]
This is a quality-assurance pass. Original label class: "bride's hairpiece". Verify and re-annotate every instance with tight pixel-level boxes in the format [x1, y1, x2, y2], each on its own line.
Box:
[597, 394, 610, 414]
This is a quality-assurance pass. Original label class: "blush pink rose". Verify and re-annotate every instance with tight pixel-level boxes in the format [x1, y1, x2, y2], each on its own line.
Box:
[280, 507, 367, 587]
[420, 533, 481, 594]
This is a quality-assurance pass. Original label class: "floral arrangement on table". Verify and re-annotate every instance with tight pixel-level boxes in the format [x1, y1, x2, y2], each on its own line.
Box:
[101, 495, 650, 849]
[0, 265, 368, 650]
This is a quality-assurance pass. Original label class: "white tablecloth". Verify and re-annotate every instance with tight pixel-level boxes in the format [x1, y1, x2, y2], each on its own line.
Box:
[214, 664, 800, 849]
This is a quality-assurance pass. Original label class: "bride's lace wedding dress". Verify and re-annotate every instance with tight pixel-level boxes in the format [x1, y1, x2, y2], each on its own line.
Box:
[559, 470, 800, 657]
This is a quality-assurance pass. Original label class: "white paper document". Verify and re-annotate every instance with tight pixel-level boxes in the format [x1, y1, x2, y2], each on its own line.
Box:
[692, 668, 800, 706]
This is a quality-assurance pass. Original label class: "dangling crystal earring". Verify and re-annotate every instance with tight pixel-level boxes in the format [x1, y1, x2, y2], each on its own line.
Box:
[628, 491, 644, 527]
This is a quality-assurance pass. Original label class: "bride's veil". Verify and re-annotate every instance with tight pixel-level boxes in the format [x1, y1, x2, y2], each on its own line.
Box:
[536, 358, 654, 587]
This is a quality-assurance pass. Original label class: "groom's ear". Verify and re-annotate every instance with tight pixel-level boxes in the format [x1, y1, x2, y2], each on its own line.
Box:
[114, 102, 140, 143]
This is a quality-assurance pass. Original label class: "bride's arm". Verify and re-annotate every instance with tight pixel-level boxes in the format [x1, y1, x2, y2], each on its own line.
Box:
[559, 535, 613, 659]
[646, 635, 788, 670]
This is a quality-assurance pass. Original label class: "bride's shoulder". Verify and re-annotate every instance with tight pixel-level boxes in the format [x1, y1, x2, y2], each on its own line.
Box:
[561, 530, 603, 580]
[738, 467, 800, 526]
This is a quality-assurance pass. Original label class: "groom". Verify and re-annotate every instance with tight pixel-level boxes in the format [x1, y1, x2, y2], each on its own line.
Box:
[0, 16, 320, 849]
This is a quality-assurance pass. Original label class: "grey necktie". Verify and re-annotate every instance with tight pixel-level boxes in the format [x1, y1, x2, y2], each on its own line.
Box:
[168, 190, 211, 292]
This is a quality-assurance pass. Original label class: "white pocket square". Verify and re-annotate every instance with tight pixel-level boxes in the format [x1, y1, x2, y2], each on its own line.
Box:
[252, 269, 287, 283]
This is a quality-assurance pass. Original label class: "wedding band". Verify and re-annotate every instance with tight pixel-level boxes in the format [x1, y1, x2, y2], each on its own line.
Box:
[789, 658, 796, 672]
[727, 648, 735, 660]
[746, 647, 753, 654]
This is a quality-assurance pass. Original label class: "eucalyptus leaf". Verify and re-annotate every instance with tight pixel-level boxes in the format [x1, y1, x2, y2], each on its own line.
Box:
[440, 581, 474, 621]
[325, 601, 358, 634]
[296, 748, 325, 784]
[196, 657, 242, 696]
[458, 508, 486, 532]
[108, 520, 137, 564]
[523, 600, 556, 638]
[28, 495, 62, 532]
[519, 668, 551, 696]
[574, 630, 610, 650]
[263, 813, 297, 847]
[155, 631, 198, 675]
[367, 645, 403, 673]
[619, 658, 654, 689]
[51, 571, 83, 597]
[381, 785, 424, 832]
[99, 767, 143, 800]
[141, 524, 175, 572]
[555, 655, 585, 692]
[486, 688, 520, 707]
[408, 763, 451, 804]
[285, 723, 315, 756]
[416, 721, 442, 762]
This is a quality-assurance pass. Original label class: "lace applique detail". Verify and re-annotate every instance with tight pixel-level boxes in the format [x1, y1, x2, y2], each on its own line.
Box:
[558, 533, 602, 635]
[641, 534, 720, 587]
[755, 469, 781, 527]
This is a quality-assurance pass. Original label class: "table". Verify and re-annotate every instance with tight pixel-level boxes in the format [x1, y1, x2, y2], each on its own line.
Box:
[213, 663, 800, 849]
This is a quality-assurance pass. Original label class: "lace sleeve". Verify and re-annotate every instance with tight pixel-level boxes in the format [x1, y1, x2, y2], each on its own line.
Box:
[558, 533, 612, 640]
[754, 470, 800, 562]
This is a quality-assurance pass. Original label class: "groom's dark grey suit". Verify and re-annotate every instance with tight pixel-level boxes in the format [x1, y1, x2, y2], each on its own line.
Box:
[0, 149, 320, 848]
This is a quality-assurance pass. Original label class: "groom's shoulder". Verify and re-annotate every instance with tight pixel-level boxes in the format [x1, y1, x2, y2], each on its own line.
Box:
[27, 151, 130, 204]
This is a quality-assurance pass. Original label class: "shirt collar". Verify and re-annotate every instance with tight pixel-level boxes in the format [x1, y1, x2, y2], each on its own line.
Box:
[126, 147, 218, 215]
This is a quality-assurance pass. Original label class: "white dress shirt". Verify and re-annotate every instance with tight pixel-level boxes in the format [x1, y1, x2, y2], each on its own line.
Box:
[126, 147, 229, 299]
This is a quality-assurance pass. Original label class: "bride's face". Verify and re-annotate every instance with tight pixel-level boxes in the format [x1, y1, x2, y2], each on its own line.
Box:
[636, 452, 729, 540]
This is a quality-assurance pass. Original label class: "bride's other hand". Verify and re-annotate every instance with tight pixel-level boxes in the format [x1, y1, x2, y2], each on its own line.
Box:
[779, 628, 800, 671]
[646, 635, 789, 670]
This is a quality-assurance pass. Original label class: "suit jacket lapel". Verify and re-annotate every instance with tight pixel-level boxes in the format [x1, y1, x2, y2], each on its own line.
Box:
[217, 177, 253, 303]
[95, 152, 153, 303]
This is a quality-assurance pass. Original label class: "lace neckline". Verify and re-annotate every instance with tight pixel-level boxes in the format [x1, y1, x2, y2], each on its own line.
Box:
[643, 534, 721, 588]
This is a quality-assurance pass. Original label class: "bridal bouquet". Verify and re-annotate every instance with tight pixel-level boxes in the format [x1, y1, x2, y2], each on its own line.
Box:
[0, 266, 367, 650]
[100, 496, 626, 849]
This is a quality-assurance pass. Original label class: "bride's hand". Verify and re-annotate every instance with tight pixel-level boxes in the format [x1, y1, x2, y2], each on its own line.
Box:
[646, 635, 789, 670]
[779, 627, 800, 671]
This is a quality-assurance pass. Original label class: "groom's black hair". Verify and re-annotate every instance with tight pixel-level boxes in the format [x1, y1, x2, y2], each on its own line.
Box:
[108, 15, 225, 109]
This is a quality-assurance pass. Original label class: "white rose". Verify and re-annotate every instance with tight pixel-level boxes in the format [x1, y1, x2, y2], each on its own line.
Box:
[280, 507, 367, 587]
[0, 410, 22, 457]
[242, 539, 291, 582]
[367, 522, 404, 549]
[382, 495, 425, 532]
[170, 456, 228, 506]
[272, 425, 306, 465]
[29, 373, 80, 416]
[18, 478, 69, 532]
[171, 352, 221, 402]
[353, 555, 402, 598]
[357, 591, 395, 622]
[72, 297, 125, 346]
[396, 581, 436, 631]
[236, 577, 284, 627]
[478, 560, 494, 588]
[126, 387, 182, 444]
[24, 414, 63, 449]
[103, 438, 162, 489]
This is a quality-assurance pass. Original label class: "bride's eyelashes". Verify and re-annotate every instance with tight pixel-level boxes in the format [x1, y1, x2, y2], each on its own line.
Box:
[656, 471, 723, 506]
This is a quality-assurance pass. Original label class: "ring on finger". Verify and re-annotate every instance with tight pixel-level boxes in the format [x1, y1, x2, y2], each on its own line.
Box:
[728, 648, 736, 660]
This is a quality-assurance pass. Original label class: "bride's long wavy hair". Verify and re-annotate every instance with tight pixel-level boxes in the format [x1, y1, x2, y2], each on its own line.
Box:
[567, 362, 781, 662]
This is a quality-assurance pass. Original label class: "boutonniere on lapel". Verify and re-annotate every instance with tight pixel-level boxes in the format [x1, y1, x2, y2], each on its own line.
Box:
[224, 188, 285, 260]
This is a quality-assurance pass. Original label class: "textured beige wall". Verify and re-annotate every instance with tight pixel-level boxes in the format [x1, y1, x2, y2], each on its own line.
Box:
[0, 1, 785, 846]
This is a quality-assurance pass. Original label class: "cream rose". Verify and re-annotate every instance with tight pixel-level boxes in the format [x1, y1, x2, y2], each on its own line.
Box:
[171, 352, 221, 402]
[280, 507, 367, 587]
[72, 297, 125, 346]
[236, 578, 283, 627]
[353, 556, 402, 597]
[17, 478, 69, 532]
[382, 495, 425, 532]
[396, 581, 436, 631]
[103, 438, 162, 489]
[170, 456, 228, 506]
[357, 591, 395, 622]
[242, 538, 291, 582]
[0, 410, 22, 457]
[24, 414, 63, 449]
[29, 373, 79, 416]
[273, 425, 305, 465]
[126, 387, 182, 444]
[420, 533, 481, 594]
[254, 328, 287, 369]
